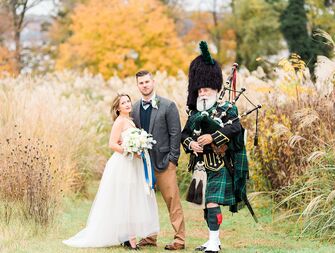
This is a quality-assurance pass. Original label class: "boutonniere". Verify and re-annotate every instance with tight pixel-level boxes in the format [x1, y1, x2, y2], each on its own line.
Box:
[152, 97, 160, 109]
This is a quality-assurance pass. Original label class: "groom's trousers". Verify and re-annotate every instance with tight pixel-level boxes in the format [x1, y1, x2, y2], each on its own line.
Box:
[144, 162, 185, 245]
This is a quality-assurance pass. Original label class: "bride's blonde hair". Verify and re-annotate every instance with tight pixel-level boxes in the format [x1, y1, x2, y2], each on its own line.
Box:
[110, 93, 132, 121]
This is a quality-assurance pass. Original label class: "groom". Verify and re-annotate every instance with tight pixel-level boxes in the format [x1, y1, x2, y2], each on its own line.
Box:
[132, 70, 185, 250]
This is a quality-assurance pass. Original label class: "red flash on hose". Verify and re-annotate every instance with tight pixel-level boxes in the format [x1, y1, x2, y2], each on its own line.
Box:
[217, 213, 222, 224]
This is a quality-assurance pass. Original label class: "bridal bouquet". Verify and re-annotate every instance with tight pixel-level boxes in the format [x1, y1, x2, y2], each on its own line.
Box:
[122, 128, 156, 196]
[121, 128, 156, 158]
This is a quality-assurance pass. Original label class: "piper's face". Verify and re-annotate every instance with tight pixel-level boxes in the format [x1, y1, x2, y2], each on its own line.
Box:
[198, 87, 217, 98]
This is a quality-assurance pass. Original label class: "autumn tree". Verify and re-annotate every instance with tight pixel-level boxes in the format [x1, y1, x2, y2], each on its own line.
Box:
[183, 10, 236, 65]
[0, 46, 16, 76]
[307, 0, 335, 35]
[280, 0, 333, 73]
[280, 0, 311, 63]
[0, 0, 47, 74]
[158, 0, 187, 37]
[233, 0, 283, 70]
[49, 0, 87, 49]
[56, 0, 190, 78]
[306, 0, 335, 63]
[0, 8, 15, 75]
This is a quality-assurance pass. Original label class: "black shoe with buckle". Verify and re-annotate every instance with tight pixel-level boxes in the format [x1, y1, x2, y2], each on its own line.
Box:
[122, 240, 140, 250]
[194, 245, 221, 251]
[194, 245, 206, 251]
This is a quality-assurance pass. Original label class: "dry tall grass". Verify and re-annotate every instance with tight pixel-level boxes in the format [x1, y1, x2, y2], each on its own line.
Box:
[243, 41, 335, 239]
[275, 151, 335, 240]
[0, 72, 106, 225]
[247, 96, 335, 190]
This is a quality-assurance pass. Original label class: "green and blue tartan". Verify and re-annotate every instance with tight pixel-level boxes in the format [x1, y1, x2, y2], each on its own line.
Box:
[205, 166, 236, 205]
[205, 139, 249, 208]
[230, 146, 249, 211]
[184, 101, 249, 211]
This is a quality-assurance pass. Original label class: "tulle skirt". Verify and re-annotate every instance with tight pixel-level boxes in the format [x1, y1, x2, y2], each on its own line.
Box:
[63, 152, 159, 248]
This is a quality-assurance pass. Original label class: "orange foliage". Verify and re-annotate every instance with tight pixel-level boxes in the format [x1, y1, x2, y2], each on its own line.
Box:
[183, 12, 212, 43]
[183, 11, 236, 65]
[56, 0, 191, 78]
[0, 46, 16, 76]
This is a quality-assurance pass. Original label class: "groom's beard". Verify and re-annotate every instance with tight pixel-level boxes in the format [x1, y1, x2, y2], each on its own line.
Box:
[141, 89, 154, 98]
[196, 93, 217, 111]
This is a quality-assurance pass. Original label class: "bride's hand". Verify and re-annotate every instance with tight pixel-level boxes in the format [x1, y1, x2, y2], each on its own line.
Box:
[134, 153, 141, 159]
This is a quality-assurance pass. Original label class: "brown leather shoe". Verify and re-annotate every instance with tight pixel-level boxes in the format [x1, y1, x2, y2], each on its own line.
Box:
[136, 239, 157, 247]
[164, 242, 185, 250]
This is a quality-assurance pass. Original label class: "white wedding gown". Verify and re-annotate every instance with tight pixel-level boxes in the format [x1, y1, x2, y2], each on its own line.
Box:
[63, 129, 159, 248]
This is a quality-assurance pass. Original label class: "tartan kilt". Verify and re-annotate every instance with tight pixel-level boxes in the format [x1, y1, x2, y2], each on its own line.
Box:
[205, 167, 236, 206]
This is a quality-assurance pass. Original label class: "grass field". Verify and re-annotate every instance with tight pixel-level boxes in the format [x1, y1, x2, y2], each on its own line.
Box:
[1, 181, 334, 253]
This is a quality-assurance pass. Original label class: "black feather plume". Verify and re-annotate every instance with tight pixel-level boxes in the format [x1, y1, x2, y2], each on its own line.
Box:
[199, 41, 214, 65]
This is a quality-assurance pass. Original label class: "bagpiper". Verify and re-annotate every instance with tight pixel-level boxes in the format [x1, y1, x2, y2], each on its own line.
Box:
[181, 41, 251, 253]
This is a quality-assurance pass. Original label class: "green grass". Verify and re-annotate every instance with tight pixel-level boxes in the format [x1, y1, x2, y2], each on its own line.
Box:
[1, 182, 334, 253]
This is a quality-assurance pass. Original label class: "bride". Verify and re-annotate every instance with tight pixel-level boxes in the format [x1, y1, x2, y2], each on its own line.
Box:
[63, 93, 159, 250]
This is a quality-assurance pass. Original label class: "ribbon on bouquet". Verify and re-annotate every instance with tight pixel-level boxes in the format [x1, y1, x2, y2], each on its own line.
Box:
[141, 150, 156, 196]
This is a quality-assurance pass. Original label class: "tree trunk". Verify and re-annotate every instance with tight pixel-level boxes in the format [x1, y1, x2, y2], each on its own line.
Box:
[231, 0, 241, 64]
[13, 30, 21, 74]
[9, 0, 28, 74]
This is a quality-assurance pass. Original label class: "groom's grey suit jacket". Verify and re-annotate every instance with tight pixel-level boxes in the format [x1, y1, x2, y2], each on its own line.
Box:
[132, 95, 181, 172]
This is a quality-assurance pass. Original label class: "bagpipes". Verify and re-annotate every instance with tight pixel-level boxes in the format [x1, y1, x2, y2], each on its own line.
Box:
[190, 63, 261, 146]
[219, 63, 261, 147]
[186, 63, 260, 223]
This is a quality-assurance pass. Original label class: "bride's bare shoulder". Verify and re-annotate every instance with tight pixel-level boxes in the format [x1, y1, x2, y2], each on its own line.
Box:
[115, 116, 135, 127]
[112, 117, 125, 129]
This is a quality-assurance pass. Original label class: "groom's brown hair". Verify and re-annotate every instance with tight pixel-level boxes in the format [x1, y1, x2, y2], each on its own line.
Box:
[135, 70, 152, 80]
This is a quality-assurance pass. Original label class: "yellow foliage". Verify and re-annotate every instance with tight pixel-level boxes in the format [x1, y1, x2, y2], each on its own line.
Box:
[0, 46, 16, 77]
[277, 54, 312, 103]
[248, 109, 293, 190]
[56, 0, 191, 78]
[278, 82, 314, 99]
[254, 86, 272, 93]
[278, 53, 306, 83]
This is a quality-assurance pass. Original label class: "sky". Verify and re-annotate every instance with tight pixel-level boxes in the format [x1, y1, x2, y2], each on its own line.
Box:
[27, 0, 230, 16]
[27, 0, 59, 16]
[183, 0, 229, 11]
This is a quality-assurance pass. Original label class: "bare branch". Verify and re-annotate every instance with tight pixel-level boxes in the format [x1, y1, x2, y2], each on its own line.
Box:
[26, 0, 45, 10]
[17, 0, 28, 31]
